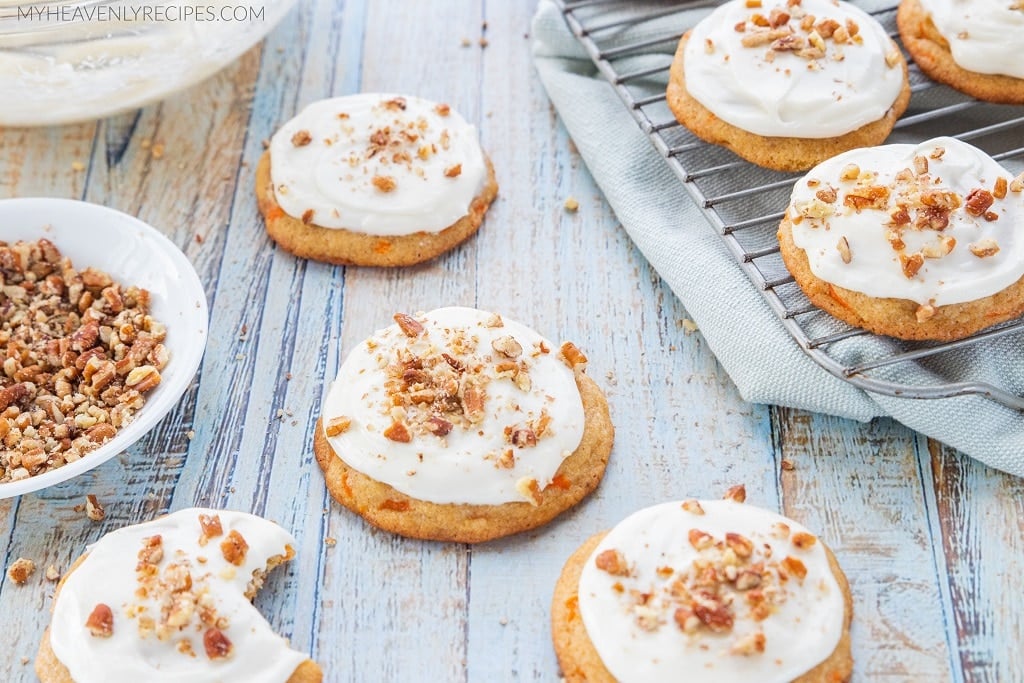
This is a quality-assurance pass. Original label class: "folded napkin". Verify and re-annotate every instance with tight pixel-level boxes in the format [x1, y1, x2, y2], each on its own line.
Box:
[532, 0, 1024, 477]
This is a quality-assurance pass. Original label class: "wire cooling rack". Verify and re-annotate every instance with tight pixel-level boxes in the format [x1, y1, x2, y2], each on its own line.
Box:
[555, 0, 1024, 410]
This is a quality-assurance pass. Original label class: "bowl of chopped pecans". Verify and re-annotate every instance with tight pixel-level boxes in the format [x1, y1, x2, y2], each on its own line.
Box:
[0, 198, 208, 497]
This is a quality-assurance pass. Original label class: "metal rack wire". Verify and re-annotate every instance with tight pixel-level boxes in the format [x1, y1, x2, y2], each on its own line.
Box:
[555, 0, 1024, 410]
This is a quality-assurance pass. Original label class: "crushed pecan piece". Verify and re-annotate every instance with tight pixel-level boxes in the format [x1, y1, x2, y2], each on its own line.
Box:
[780, 556, 808, 580]
[964, 189, 995, 216]
[425, 416, 453, 436]
[726, 533, 754, 558]
[681, 499, 705, 515]
[511, 428, 538, 448]
[198, 513, 223, 545]
[204, 628, 233, 659]
[559, 341, 588, 369]
[393, 313, 424, 337]
[595, 549, 631, 576]
[219, 530, 249, 566]
[969, 240, 1000, 258]
[325, 416, 352, 437]
[731, 631, 766, 655]
[836, 236, 851, 264]
[137, 535, 164, 567]
[383, 420, 412, 443]
[723, 484, 746, 503]
[6, 557, 35, 584]
[290, 130, 312, 147]
[993, 177, 1008, 200]
[900, 253, 924, 279]
[688, 528, 714, 550]
[372, 175, 397, 192]
[444, 164, 462, 178]
[492, 335, 523, 359]
[85, 494, 105, 522]
[86, 603, 114, 637]
[791, 532, 817, 549]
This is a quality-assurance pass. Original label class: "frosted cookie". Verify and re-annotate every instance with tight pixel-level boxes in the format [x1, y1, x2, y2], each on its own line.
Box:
[551, 487, 853, 683]
[313, 307, 614, 543]
[778, 136, 1024, 341]
[36, 508, 322, 683]
[256, 94, 498, 266]
[667, 0, 910, 172]
[897, 0, 1024, 104]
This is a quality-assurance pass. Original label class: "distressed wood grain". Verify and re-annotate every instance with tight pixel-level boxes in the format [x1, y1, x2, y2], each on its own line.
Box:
[775, 409, 954, 681]
[929, 440, 1024, 683]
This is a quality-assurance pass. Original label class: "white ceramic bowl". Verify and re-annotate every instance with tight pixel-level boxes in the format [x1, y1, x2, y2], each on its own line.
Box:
[0, 198, 208, 497]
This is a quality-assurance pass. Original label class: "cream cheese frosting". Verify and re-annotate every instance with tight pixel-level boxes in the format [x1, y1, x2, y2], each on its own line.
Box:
[268, 94, 487, 235]
[577, 498, 845, 683]
[787, 136, 1024, 306]
[919, 0, 1024, 78]
[683, 0, 905, 137]
[49, 508, 308, 682]
[320, 307, 586, 506]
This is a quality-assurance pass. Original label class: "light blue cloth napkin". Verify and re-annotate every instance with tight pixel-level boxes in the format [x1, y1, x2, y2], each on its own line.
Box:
[531, 0, 1024, 476]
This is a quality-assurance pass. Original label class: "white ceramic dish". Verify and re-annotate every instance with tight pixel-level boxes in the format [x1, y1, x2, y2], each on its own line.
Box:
[0, 198, 208, 498]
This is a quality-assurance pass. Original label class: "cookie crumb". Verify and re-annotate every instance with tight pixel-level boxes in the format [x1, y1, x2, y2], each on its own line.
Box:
[563, 196, 580, 212]
[780, 459, 795, 471]
[186, 430, 196, 440]
[71, 160, 86, 172]
[460, 37, 471, 47]
[681, 319, 699, 335]
[151, 143, 165, 159]
[7, 557, 35, 584]
[479, 38, 489, 48]
[499, 617, 509, 626]
[325, 537, 337, 548]
[45, 564, 60, 582]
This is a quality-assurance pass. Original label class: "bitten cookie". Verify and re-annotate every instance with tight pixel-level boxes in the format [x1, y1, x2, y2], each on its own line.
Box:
[314, 307, 614, 543]
[36, 508, 322, 683]
[552, 486, 853, 683]
[778, 136, 1024, 341]
[256, 94, 498, 266]
[667, 0, 910, 172]
[897, 0, 1024, 104]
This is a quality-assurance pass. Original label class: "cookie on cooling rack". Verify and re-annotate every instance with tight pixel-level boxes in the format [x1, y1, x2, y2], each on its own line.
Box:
[257, 93, 498, 267]
[666, 0, 910, 172]
[777, 136, 1024, 341]
[897, 0, 1024, 104]
[551, 485, 853, 683]
[313, 306, 614, 543]
[36, 508, 322, 683]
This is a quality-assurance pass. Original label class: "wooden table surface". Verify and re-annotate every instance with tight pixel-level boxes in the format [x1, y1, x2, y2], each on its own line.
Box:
[1, 1, 1021, 681]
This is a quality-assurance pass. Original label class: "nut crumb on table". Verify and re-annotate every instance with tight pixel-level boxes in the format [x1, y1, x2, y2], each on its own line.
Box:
[0, 239, 170, 484]
[6, 557, 35, 584]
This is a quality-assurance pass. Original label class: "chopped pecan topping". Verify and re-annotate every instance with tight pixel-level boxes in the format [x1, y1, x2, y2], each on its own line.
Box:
[694, 600, 734, 632]
[780, 555, 807, 580]
[511, 427, 537, 448]
[839, 163, 860, 181]
[86, 603, 114, 637]
[688, 528, 714, 550]
[914, 207, 950, 231]
[290, 130, 312, 147]
[595, 549, 631, 576]
[815, 186, 837, 204]
[726, 533, 754, 558]
[731, 631, 766, 655]
[372, 175, 397, 193]
[969, 239, 1000, 258]
[682, 499, 705, 515]
[138, 535, 164, 567]
[559, 341, 588, 369]
[836, 236, 851, 264]
[324, 416, 352, 437]
[993, 177, 1008, 200]
[791, 531, 817, 549]
[301, 209, 315, 225]
[723, 484, 747, 503]
[515, 477, 541, 506]
[491, 335, 523, 359]
[900, 253, 924, 279]
[425, 416, 453, 436]
[964, 188, 995, 216]
[204, 628, 233, 659]
[843, 185, 890, 212]
[219, 530, 249, 566]
[444, 164, 462, 178]
[383, 420, 412, 442]
[393, 313, 424, 337]
[198, 514, 223, 545]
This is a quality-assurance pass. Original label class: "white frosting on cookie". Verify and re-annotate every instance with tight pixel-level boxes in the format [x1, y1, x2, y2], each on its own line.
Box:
[577, 499, 845, 683]
[321, 307, 586, 505]
[919, 0, 1024, 78]
[269, 94, 487, 235]
[50, 508, 308, 682]
[684, 0, 905, 137]
[788, 137, 1024, 306]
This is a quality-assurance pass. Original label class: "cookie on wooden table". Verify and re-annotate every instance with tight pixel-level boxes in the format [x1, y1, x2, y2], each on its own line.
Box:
[666, 0, 910, 172]
[36, 508, 322, 683]
[778, 136, 1024, 341]
[314, 306, 614, 543]
[551, 486, 853, 683]
[897, 0, 1024, 104]
[256, 93, 498, 266]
